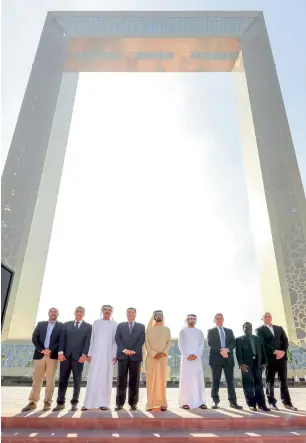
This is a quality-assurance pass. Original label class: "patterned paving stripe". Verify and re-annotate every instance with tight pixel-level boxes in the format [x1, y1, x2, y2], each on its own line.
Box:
[2, 428, 306, 436]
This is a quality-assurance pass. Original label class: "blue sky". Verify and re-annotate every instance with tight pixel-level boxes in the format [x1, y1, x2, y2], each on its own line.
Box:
[1, 0, 305, 336]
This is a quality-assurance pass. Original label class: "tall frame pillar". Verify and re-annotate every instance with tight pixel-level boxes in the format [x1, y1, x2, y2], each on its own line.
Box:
[236, 14, 306, 344]
[1, 16, 78, 339]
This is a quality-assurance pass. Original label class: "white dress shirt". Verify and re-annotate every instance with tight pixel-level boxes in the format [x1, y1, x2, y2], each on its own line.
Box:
[265, 324, 274, 336]
[44, 321, 56, 349]
[74, 320, 83, 328]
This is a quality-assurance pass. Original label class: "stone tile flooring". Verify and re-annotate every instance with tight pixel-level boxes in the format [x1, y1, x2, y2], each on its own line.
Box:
[2, 387, 306, 416]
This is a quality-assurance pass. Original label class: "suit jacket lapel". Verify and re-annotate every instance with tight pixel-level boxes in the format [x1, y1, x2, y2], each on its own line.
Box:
[265, 325, 275, 342]
[50, 322, 58, 341]
[125, 322, 131, 335]
[252, 335, 258, 350]
[41, 322, 48, 343]
[131, 322, 138, 335]
[273, 325, 279, 340]
[215, 327, 221, 347]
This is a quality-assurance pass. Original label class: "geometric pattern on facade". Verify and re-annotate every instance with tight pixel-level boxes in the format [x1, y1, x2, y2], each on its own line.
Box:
[1, 11, 306, 345]
[2, 342, 306, 380]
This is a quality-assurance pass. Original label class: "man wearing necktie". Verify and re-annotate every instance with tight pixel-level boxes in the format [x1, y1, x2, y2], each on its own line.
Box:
[236, 322, 270, 411]
[53, 306, 92, 411]
[207, 313, 242, 409]
[115, 308, 145, 411]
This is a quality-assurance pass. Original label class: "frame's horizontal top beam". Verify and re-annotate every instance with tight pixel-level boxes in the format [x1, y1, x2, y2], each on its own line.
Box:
[64, 37, 241, 73]
[50, 11, 260, 39]
[50, 11, 261, 18]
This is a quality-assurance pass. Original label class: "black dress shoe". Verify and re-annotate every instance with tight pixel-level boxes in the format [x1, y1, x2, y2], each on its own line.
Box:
[70, 405, 78, 412]
[284, 404, 298, 411]
[115, 406, 123, 411]
[81, 406, 88, 411]
[52, 404, 65, 412]
[269, 403, 279, 411]
[249, 406, 257, 411]
[99, 407, 108, 411]
[212, 403, 219, 409]
[229, 403, 243, 410]
[258, 405, 271, 412]
[130, 405, 137, 411]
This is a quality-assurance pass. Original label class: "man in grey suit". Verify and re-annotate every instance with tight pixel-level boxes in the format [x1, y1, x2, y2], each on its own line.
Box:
[53, 306, 92, 411]
[115, 308, 145, 411]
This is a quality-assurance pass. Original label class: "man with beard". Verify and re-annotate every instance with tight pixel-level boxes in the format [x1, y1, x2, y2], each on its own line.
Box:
[178, 314, 207, 410]
[22, 307, 63, 412]
[82, 305, 117, 411]
[145, 310, 171, 411]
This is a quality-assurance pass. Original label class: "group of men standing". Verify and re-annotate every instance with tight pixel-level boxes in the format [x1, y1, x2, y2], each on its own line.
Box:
[22, 306, 297, 413]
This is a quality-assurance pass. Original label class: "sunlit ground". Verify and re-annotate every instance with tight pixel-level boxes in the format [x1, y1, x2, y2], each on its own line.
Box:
[38, 73, 263, 337]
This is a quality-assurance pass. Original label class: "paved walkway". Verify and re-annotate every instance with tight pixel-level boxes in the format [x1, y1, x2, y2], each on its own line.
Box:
[2, 387, 306, 416]
[3, 389, 306, 443]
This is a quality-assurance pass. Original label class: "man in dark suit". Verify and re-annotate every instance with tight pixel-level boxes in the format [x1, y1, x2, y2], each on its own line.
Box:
[53, 306, 92, 411]
[22, 307, 63, 412]
[207, 313, 242, 409]
[115, 307, 145, 411]
[256, 312, 297, 410]
[236, 322, 270, 411]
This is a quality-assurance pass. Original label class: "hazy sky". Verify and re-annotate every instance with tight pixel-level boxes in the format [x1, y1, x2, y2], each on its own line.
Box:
[2, 0, 306, 337]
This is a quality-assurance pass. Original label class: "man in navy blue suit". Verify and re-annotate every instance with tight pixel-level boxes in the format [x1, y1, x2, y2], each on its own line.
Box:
[115, 307, 145, 410]
[22, 307, 63, 412]
[53, 306, 92, 411]
[208, 313, 242, 410]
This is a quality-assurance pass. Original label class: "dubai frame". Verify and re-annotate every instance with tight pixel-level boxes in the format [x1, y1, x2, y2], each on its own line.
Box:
[2, 11, 306, 346]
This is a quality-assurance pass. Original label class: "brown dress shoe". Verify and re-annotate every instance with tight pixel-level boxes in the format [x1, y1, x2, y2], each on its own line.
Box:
[22, 402, 36, 412]
[43, 401, 51, 411]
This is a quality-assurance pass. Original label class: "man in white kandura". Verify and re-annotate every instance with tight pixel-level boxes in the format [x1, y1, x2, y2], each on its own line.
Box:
[82, 305, 117, 411]
[178, 314, 207, 410]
